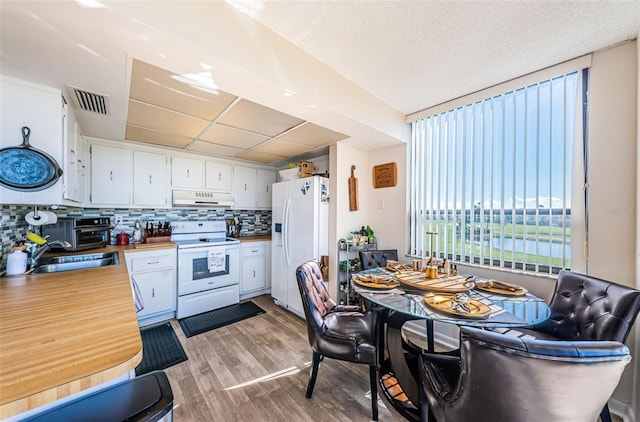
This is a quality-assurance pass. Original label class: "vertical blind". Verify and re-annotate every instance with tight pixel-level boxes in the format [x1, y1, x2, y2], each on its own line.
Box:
[410, 70, 584, 274]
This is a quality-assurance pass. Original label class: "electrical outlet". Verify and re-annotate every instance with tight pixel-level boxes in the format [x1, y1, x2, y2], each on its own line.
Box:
[115, 215, 123, 226]
[255, 215, 261, 224]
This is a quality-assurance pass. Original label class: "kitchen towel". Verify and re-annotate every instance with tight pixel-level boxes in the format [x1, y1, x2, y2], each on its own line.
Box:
[131, 276, 145, 312]
[208, 246, 226, 273]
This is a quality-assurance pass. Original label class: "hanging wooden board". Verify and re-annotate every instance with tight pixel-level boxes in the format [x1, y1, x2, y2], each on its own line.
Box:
[349, 165, 359, 211]
[373, 162, 397, 188]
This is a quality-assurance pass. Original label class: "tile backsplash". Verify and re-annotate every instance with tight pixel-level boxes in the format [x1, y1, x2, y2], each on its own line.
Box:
[1, 205, 271, 273]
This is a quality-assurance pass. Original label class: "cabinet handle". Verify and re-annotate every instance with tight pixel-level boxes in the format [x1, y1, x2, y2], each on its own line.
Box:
[266, 185, 269, 193]
[81, 165, 86, 176]
[149, 175, 152, 184]
[187, 169, 190, 178]
[253, 270, 256, 278]
[251, 249, 258, 253]
[219, 172, 222, 181]
[208, 281, 215, 285]
[147, 261, 160, 265]
[70, 149, 76, 163]
[152, 288, 155, 298]
[109, 171, 113, 181]
[244, 183, 247, 191]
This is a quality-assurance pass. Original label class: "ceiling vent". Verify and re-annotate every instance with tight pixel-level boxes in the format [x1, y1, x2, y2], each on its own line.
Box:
[66, 85, 111, 115]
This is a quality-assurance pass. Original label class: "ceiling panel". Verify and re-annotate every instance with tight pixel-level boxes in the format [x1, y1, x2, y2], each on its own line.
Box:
[187, 140, 245, 157]
[199, 123, 270, 149]
[235, 149, 286, 164]
[127, 100, 210, 138]
[253, 139, 313, 157]
[279, 122, 348, 147]
[129, 59, 238, 121]
[217, 99, 305, 137]
[125, 125, 194, 149]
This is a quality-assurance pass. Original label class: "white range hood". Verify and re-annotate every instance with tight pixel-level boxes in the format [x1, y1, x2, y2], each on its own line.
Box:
[172, 190, 234, 207]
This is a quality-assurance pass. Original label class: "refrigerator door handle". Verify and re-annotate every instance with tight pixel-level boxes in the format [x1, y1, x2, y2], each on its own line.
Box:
[283, 196, 291, 268]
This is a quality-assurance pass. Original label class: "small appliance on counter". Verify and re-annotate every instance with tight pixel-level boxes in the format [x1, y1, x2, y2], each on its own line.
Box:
[40, 217, 110, 251]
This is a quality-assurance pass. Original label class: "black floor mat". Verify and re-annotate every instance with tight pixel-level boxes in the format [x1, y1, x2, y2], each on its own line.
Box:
[179, 301, 266, 338]
[135, 322, 188, 376]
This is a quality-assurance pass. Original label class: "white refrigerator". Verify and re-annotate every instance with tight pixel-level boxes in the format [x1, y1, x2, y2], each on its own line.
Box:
[271, 176, 329, 318]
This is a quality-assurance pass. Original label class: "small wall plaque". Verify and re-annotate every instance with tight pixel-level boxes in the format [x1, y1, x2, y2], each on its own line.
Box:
[373, 162, 397, 188]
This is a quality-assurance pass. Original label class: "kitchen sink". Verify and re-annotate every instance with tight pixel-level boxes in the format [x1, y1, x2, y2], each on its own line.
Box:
[33, 252, 120, 273]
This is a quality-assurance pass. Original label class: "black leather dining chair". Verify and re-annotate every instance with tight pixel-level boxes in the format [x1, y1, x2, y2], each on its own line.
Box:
[359, 249, 398, 270]
[295, 260, 380, 421]
[419, 326, 631, 422]
[496, 270, 640, 422]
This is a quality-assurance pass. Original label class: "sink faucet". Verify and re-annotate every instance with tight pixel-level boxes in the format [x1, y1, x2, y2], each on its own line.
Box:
[30, 240, 72, 269]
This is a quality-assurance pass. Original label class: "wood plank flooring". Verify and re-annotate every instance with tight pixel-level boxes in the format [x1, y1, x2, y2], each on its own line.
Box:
[164, 295, 405, 421]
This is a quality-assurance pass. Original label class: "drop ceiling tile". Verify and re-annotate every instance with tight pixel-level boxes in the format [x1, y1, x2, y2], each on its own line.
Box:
[253, 139, 313, 156]
[279, 122, 348, 147]
[130, 59, 238, 121]
[127, 100, 210, 138]
[199, 123, 270, 149]
[235, 149, 286, 164]
[218, 99, 304, 137]
[187, 140, 245, 157]
[125, 125, 194, 148]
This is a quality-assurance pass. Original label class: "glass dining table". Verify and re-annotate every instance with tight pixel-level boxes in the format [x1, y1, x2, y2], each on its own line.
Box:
[354, 267, 551, 421]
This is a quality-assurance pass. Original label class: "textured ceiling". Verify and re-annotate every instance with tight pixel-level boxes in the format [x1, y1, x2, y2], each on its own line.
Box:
[231, 0, 640, 115]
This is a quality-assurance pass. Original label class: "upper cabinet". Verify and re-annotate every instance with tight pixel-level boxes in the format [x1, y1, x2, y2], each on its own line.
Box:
[90, 144, 132, 205]
[171, 156, 203, 189]
[205, 161, 232, 192]
[62, 101, 87, 204]
[256, 169, 276, 208]
[0, 77, 65, 205]
[233, 166, 276, 209]
[133, 151, 168, 207]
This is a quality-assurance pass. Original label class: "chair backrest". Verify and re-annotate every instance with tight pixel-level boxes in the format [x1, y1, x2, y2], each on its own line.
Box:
[359, 249, 398, 270]
[296, 261, 337, 346]
[533, 270, 640, 342]
[433, 326, 631, 422]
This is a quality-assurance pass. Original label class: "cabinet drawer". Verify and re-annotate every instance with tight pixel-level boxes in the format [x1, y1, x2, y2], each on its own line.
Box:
[130, 253, 175, 272]
[242, 244, 266, 258]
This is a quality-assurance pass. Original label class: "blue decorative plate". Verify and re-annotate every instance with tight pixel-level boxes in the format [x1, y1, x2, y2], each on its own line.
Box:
[0, 149, 58, 190]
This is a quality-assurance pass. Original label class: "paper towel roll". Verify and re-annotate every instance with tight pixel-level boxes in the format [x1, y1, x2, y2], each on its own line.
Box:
[25, 211, 57, 226]
[25, 211, 47, 226]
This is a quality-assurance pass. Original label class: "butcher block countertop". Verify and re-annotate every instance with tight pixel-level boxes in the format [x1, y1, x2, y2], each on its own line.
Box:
[236, 234, 272, 242]
[0, 243, 174, 418]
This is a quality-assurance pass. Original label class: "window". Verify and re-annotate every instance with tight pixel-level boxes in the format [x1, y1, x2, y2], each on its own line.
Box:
[409, 70, 586, 275]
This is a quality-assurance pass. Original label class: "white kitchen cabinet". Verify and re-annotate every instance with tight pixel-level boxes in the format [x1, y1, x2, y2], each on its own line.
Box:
[0, 77, 65, 205]
[125, 248, 177, 326]
[90, 144, 132, 205]
[233, 166, 276, 209]
[205, 161, 233, 191]
[171, 156, 204, 189]
[256, 169, 276, 208]
[133, 150, 168, 207]
[240, 240, 271, 299]
[62, 101, 88, 204]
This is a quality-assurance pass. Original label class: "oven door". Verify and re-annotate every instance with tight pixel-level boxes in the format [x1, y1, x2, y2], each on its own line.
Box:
[177, 245, 240, 295]
[74, 227, 109, 250]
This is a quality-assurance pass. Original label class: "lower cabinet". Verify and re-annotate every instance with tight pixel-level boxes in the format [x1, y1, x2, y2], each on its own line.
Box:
[240, 240, 271, 299]
[125, 248, 177, 326]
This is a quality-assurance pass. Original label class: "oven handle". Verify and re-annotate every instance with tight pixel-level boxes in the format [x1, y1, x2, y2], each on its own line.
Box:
[283, 196, 291, 268]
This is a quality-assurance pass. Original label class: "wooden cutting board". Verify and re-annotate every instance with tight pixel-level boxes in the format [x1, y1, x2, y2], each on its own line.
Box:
[349, 165, 359, 211]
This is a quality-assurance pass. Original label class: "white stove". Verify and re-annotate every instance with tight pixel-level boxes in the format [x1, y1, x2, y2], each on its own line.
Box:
[171, 220, 241, 318]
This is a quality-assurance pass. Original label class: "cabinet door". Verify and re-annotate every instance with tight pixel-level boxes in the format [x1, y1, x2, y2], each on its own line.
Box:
[205, 161, 232, 191]
[241, 257, 266, 293]
[171, 156, 203, 188]
[256, 169, 276, 208]
[134, 269, 175, 317]
[62, 103, 79, 202]
[133, 151, 167, 206]
[90, 144, 131, 205]
[75, 134, 88, 204]
[232, 166, 256, 208]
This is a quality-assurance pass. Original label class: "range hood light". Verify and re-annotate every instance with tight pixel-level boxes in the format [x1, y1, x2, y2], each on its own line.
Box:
[172, 190, 234, 207]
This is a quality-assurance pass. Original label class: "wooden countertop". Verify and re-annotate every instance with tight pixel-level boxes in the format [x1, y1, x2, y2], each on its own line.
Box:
[0, 244, 146, 418]
[236, 235, 272, 243]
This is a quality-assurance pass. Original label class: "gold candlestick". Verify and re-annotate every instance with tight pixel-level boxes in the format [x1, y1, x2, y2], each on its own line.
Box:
[426, 231, 437, 265]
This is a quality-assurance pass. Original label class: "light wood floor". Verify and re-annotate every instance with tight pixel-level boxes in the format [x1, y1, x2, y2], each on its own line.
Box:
[164, 295, 406, 421]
